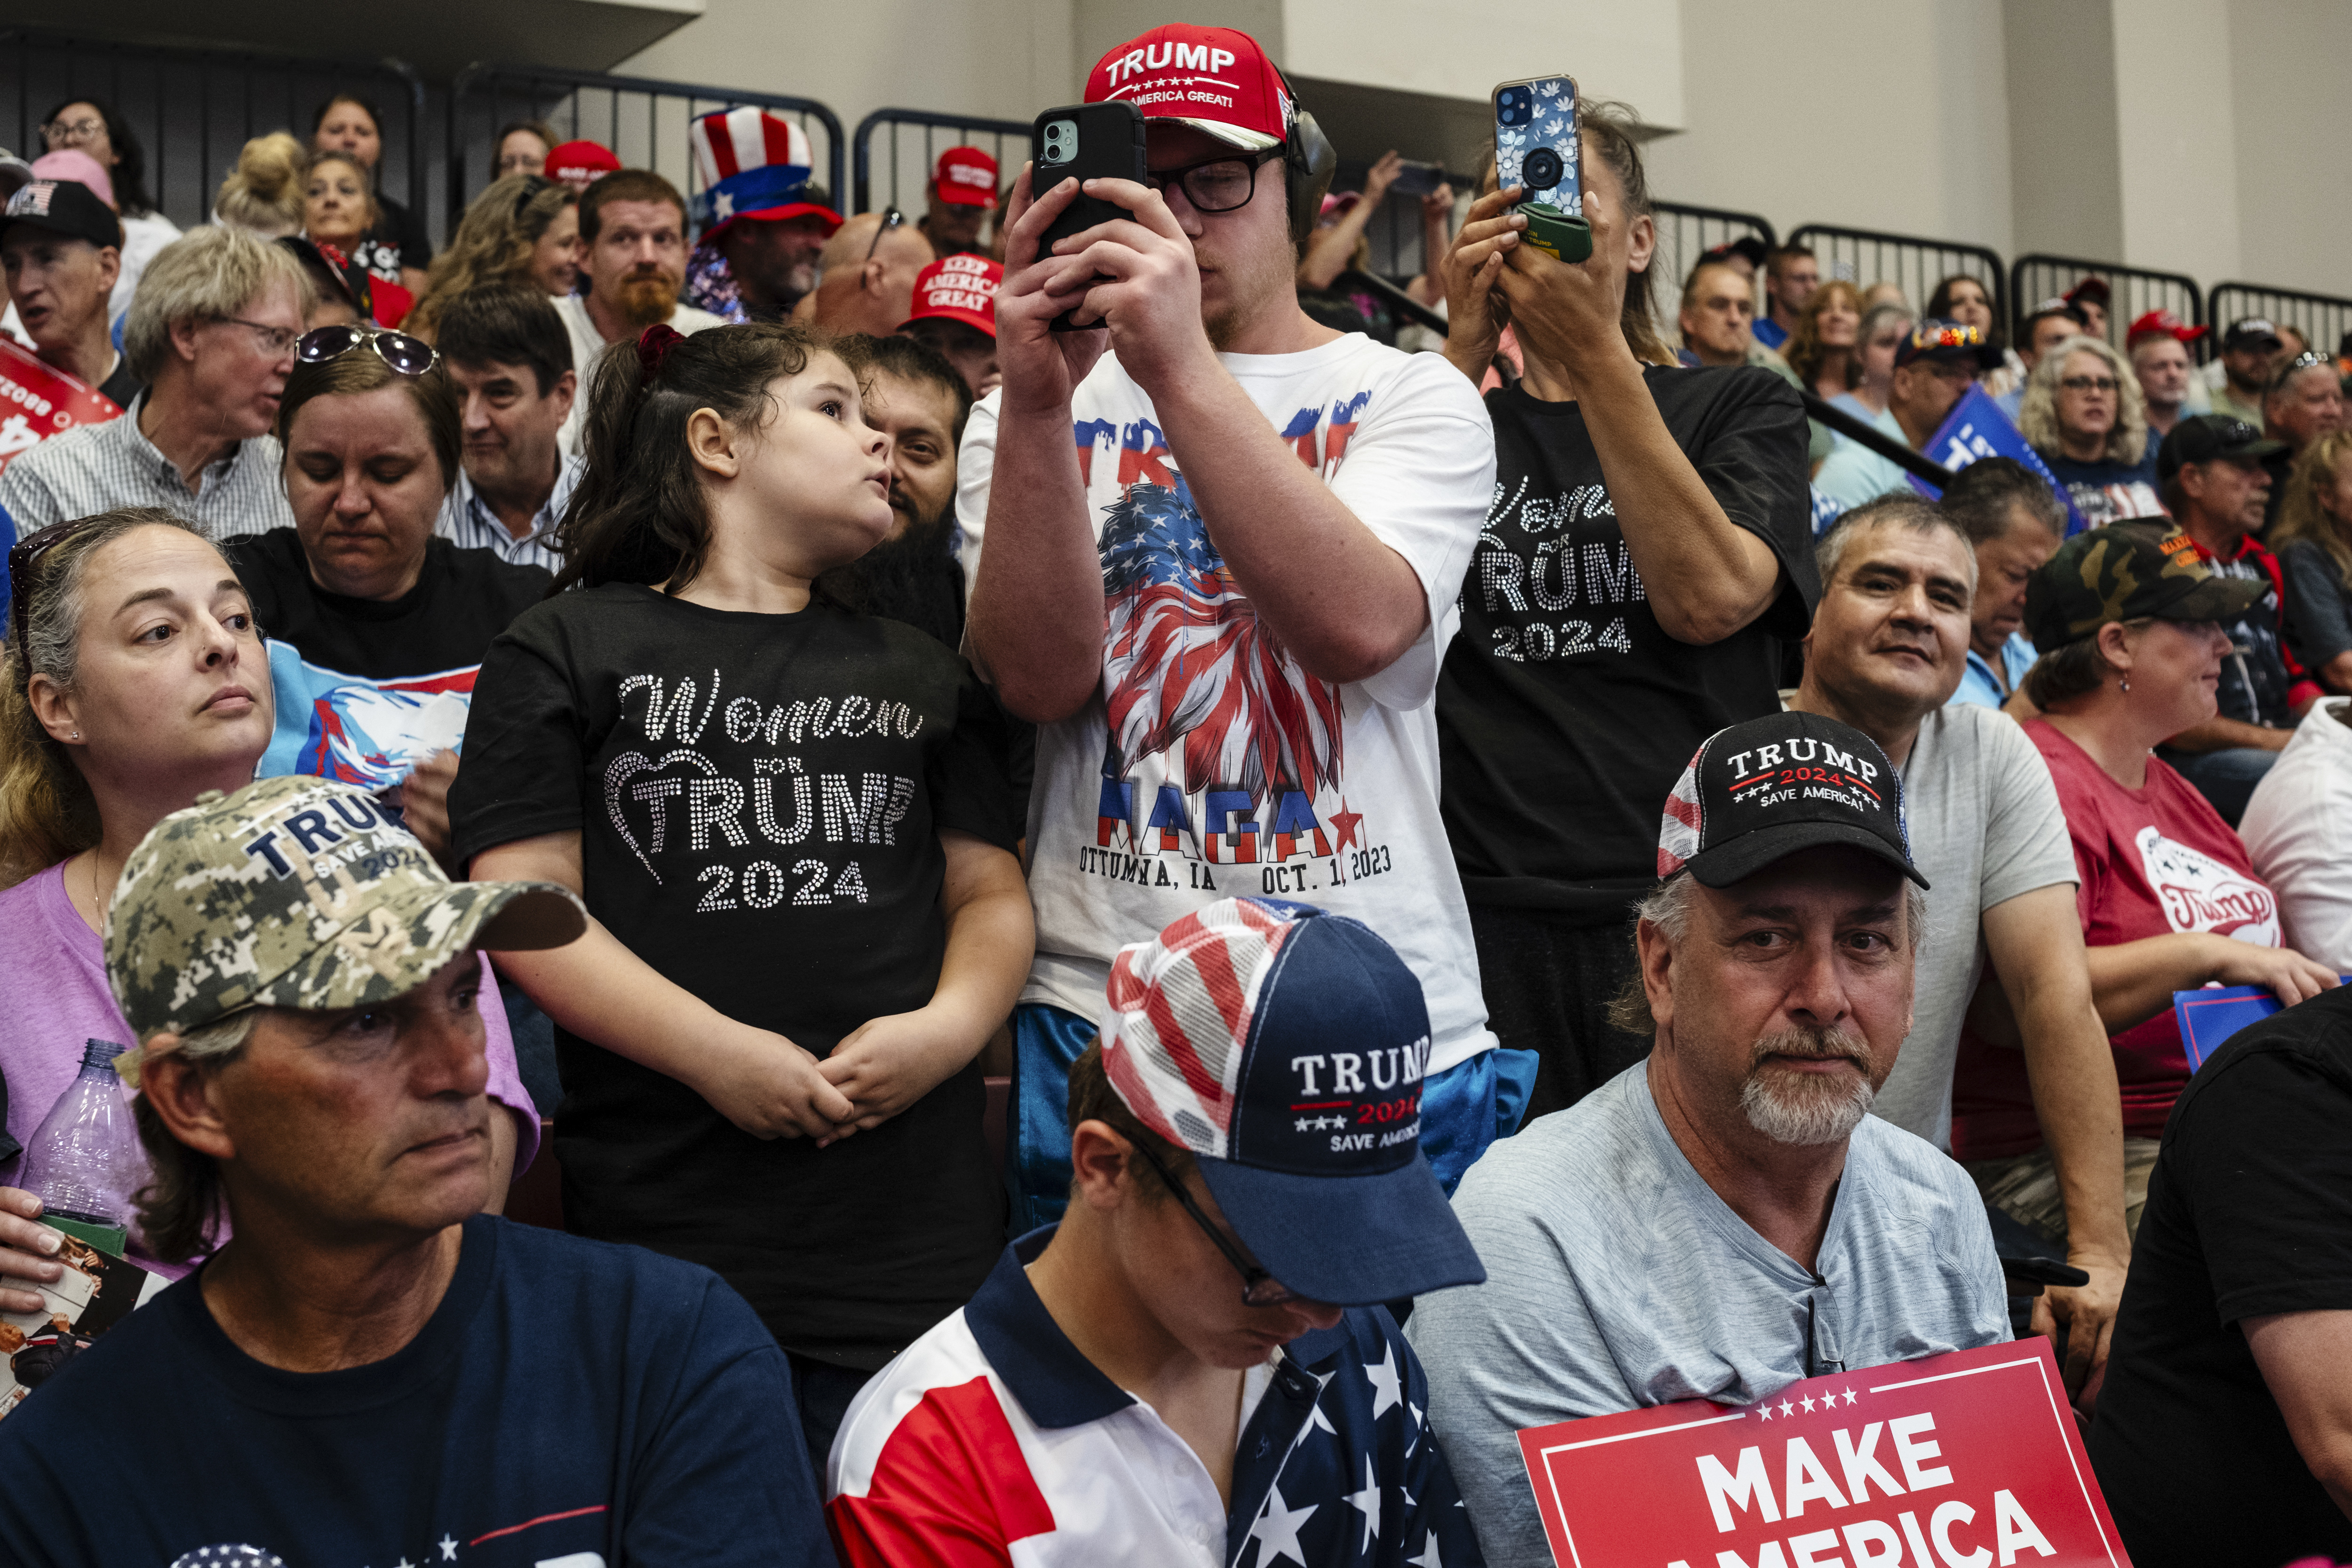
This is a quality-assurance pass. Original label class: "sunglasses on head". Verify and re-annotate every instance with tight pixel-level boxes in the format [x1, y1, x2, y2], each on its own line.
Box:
[864, 207, 905, 262]
[8, 517, 108, 675]
[509, 174, 558, 222]
[296, 325, 440, 377]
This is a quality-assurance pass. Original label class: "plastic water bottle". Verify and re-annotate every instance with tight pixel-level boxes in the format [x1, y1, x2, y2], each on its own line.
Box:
[18, 1039, 146, 1235]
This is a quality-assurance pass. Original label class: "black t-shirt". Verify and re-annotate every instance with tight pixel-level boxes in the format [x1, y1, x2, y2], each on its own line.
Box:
[0, 1216, 833, 1567]
[1436, 365, 1818, 922]
[839, 519, 967, 650]
[95, 356, 142, 412]
[350, 192, 434, 282]
[447, 585, 1022, 1367]
[2087, 986, 2352, 1565]
[226, 529, 551, 681]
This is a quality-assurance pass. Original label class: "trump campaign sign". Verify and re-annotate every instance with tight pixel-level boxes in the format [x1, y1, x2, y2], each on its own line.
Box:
[1903, 386, 2085, 534]
[1517, 1340, 2128, 1568]
[0, 336, 122, 482]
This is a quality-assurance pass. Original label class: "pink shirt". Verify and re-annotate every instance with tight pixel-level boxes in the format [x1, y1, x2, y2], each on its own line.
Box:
[0, 862, 540, 1277]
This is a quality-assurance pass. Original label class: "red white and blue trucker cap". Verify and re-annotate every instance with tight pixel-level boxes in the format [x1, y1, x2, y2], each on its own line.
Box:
[688, 108, 843, 244]
[1099, 897, 1485, 1306]
[1085, 24, 1295, 152]
[1656, 712, 1929, 891]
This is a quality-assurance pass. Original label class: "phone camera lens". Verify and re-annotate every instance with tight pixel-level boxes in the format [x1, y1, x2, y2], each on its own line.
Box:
[1522, 147, 1563, 191]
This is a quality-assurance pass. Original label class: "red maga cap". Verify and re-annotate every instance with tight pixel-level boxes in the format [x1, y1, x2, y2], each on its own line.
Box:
[1085, 24, 1292, 152]
[2126, 309, 2209, 348]
[900, 253, 1001, 337]
[931, 146, 1000, 208]
[544, 140, 620, 194]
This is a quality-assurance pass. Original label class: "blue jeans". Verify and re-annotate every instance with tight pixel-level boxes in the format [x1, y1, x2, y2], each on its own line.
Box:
[2157, 744, 2279, 827]
[1005, 1002, 1537, 1234]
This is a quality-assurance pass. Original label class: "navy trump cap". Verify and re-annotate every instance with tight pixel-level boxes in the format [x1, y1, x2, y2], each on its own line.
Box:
[1097, 897, 1484, 1306]
[1655, 712, 1928, 891]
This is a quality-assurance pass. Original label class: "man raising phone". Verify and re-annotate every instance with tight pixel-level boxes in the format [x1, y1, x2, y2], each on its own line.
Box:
[964, 24, 1523, 1230]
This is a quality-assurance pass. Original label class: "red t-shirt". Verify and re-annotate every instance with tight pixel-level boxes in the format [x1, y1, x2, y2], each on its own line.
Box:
[1951, 718, 2282, 1157]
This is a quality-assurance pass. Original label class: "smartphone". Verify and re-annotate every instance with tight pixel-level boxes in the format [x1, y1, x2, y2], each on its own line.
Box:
[1032, 101, 1147, 245]
[1390, 158, 1447, 198]
[1492, 74, 1591, 263]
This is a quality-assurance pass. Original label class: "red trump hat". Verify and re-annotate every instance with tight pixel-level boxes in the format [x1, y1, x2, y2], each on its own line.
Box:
[931, 146, 999, 208]
[543, 140, 620, 194]
[900, 253, 1001, 337]
[1085, 24, 1293, 152]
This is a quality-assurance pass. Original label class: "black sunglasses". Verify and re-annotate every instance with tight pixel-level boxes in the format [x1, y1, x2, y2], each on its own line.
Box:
[509, 174, 558, 222]
[8, 517, 109, 673]
[1128, 1140, 1300, 1307]
[865, 206, 906, 262]
[296, 324, 440, 377]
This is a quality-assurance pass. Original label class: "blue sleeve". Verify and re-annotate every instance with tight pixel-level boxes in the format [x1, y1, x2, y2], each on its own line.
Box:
[624, 1278, 834, 1567]
[1391, 1320, 1487, 1567]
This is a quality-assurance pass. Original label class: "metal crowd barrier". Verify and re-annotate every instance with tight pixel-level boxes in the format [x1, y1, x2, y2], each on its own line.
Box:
[447, 64, 842, 237]
[3, 28, 427, 244]
[1788, 223, 2006, 330]
[2206, 281, 2352, 361]
[850, 108, 1030, 217]
[2010, 253, 2201, 358]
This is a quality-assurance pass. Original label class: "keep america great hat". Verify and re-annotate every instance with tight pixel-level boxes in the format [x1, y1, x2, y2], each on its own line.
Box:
[1098, 897, 1483, 1306]
[1656, 712, 1928, 891]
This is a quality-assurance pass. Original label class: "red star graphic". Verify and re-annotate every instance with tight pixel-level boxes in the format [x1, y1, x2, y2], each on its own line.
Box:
[1330, 799, 1364, 852]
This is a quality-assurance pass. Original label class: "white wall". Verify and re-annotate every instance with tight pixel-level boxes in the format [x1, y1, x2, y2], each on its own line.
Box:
[2224, 0, 2352, 297]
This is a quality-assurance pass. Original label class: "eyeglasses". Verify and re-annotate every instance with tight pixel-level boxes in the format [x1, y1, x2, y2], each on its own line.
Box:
[1128, 1140, 1300, 1307]
[296, 324, 439, 377]
[864, 206, 905, 262]
[216, 317, 302, 358]
[2059, 375, 2121, 394]
[1146, 147, 1286, 215]
[8, 517, 108, 672]
[40, 116, 104, 148]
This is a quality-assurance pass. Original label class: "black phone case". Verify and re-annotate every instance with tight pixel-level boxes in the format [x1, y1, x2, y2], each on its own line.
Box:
[1032, 102, 1147, 329]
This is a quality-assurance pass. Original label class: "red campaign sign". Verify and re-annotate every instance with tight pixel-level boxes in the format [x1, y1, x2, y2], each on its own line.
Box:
[0, 336, 122, 481]
[1517, 1339, 2130, 1568]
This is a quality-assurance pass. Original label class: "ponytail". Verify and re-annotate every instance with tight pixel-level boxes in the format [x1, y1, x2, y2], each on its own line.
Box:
[553, 322, 827, 595]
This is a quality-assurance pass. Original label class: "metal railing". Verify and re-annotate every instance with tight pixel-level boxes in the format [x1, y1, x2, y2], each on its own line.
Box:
[1788, 223, 2006, 332]
[2010, 253, 2201, 358]
[1801, 391, 1953, 488]
[447, 65, 842, 236]
[2207, 281, 2352, 363]
[1649, 201, 1774, 345]
[851, 108, 1029, 218]
[3, 28, 427, 245]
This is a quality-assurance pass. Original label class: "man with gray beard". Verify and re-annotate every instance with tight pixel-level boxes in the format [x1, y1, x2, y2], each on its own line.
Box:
[1408, 711, 2010, 1567]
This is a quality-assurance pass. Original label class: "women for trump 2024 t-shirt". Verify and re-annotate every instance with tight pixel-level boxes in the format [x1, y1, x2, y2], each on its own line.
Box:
[1438, 365, 1818, 925]
[956, 333, 1502, 1075]
[449, 586, 1023, 1369]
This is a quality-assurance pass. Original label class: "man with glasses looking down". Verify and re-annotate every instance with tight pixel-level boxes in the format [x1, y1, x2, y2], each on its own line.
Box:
[826, 897, 1490, 1567]
[0, 225, 307, 540]
[960, 24, 1515, 1233]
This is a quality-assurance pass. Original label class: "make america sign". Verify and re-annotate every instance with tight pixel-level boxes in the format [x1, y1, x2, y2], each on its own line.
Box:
[1517, 1341, 2128, 1568]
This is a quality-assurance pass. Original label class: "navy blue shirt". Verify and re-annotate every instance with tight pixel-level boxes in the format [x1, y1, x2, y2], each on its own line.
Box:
[0, 1215, 832, 1567]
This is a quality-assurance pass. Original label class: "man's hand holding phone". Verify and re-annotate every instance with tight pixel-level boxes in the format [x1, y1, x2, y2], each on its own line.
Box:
[1029, 176, 1214, 393]
[995, 165, 1114, 416]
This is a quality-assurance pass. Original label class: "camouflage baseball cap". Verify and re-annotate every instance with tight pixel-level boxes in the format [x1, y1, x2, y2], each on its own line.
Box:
[2024, 519, 2270, 652]
[106, 775, 586, 1048]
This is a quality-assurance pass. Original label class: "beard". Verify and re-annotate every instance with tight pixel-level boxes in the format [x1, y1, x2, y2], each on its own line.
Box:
[613, 269, 680, 329]
[1739, 1025, 1879, 1146]
[834, 505, 964, 648]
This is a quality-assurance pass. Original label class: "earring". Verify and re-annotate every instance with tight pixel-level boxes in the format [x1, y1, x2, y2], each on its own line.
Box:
[2118, 676, 2130, 694]
[69, 730, 80, 740]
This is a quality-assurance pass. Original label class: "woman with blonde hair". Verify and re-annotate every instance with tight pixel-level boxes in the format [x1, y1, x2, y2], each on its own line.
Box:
[403, 174, 582, 342]
[1783, 277, 1863, 402]
[2020, 333, 2159, 528]
[2273, 429, 2352, 694]
[299, 149, 411, 327]
[211, 132, 306, 238]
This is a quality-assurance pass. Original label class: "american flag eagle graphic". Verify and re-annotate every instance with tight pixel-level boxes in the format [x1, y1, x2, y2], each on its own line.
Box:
[1099, 482, 1344, 806]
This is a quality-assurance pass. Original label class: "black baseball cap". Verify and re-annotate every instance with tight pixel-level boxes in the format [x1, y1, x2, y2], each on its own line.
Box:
[2155, 414, 2287, 483]
[2222, 317, 2283, 353]
[0, 177, 120, 252]
[2063, 275, 2110, 308]
[1656, 713, 1928, 892]
[2024, 521, 2269, 651]
[1895, 319, 2003, 371]
[1702, 236, 1768, 269]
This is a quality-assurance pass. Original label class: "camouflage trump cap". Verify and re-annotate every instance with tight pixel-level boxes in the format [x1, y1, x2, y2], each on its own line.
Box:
[2024, 519, 2270, 653]
[105, 776, 585, 1064]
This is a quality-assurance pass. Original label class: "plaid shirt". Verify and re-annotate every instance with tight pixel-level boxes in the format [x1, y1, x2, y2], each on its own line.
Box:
[0, 393, 294, 541]
[433, 453, 582, 577]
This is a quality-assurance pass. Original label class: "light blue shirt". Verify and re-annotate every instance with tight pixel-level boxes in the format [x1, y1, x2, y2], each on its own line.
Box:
[433, 452, 583, 577]
[1812, 436, 1915, 514]
[1951, 630, 2038, 709]
[1995, 384, 2026, 424]
[1408, 1065, 2010, 1568]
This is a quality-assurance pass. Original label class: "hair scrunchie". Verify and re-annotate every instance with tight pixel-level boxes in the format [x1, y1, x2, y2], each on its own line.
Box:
[636, 323, 684, 384]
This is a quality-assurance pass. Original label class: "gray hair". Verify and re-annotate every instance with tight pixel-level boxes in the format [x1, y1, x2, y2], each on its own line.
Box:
[1857, 303, 1915, 350]
[123, 225, 314, 384]
[2017, 334, 2147, 467]
[1815, 492, 1979, 596]
[130, 1006, 262, 1264]
[1607, 872, 1929, 1037]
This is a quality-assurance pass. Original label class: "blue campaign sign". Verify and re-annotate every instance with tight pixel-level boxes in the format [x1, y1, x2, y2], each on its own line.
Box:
[1906, 386, 2088, 533]
[2175, 978, 2352, 1069]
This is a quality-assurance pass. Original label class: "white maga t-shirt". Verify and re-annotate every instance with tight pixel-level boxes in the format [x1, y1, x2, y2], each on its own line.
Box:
[958, 334, 1501, 1072]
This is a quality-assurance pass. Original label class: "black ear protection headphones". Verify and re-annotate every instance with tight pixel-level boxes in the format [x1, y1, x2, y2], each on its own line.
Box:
[1272, 66, 1339, 245]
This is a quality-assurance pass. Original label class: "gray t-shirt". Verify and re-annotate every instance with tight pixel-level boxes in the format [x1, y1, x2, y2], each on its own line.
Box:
[1876, 701, 2076, 1145]
[1407, 1065, 2009, 1568]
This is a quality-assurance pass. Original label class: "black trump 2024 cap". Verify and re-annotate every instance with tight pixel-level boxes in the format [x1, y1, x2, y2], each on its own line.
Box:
[1655, 712, 1929, 892]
